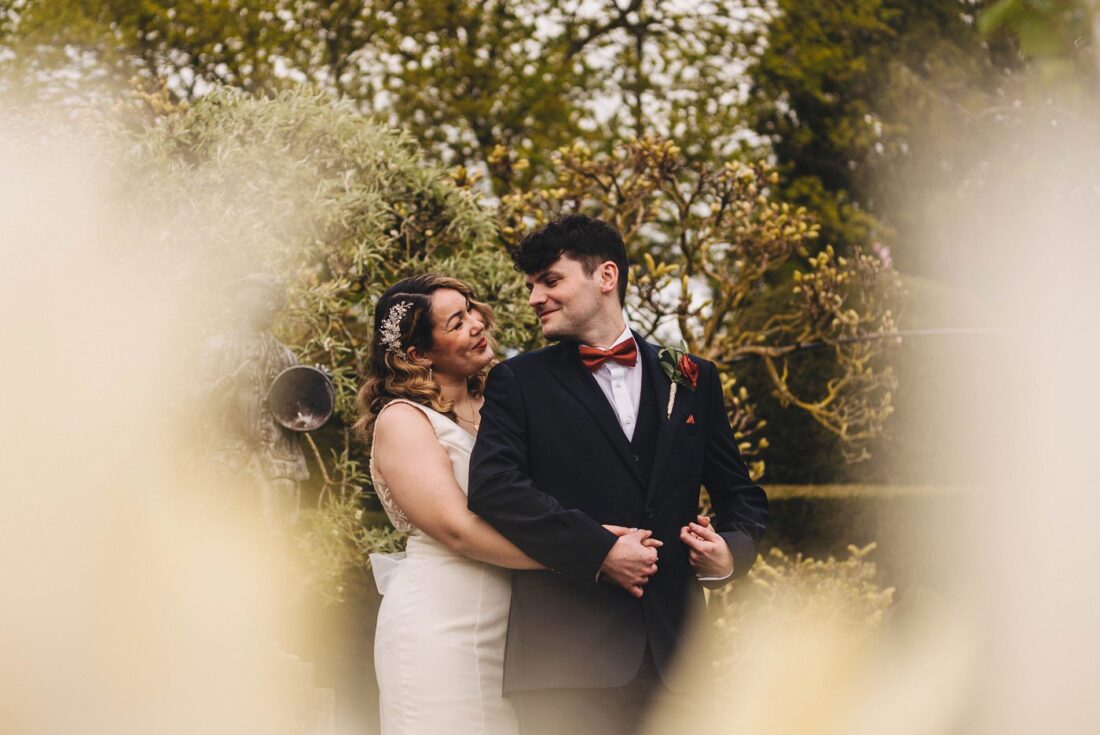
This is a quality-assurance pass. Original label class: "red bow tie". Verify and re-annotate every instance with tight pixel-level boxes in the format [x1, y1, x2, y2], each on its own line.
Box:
[579, 338, 638, 371]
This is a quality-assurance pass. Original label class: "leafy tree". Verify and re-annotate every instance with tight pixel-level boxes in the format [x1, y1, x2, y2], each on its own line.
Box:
[743, 0, 1023, 272]
[496, 137, 903, 468]
[1, 0, 760, 192]
[979, 0, 1098, 87]
[0, 0, 287, 100]
[743, 0, 897, 252]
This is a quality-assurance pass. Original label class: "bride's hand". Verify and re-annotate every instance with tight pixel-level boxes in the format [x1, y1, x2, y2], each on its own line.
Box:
[602, 524, 663, 548]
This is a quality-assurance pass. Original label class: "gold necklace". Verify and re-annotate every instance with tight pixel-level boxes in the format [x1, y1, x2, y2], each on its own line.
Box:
[454, 399, 480, 431]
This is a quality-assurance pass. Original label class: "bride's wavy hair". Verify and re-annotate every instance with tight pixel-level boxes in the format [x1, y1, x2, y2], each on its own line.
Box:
[354, 274, 496, 447]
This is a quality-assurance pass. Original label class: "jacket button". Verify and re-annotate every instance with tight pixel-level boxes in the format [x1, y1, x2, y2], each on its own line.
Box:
[633, 453, 639, 462]
[643, 509, 654, 520]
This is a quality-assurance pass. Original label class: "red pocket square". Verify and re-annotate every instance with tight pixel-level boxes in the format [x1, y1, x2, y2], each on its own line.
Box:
[685, 414, 696, 424]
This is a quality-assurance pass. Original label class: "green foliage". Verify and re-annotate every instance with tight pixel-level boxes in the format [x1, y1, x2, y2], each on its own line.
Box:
[0, 0, 963, 591]
[739, 274, 991, 483]
[369, 1, 583, 191]
[980, 0, 1097, 86]
[743, 0, 1024, 271]
[759, 484, 959, 602]
[298, 497, 408, 606]
[126, 87, 529, 602]
[709, 543, 895, 671]
[111, 88, 905, 600]
[0, 0, 286, 101]
[657, 344, 694, 389]
[743, 0, 898, 251]
[1, 0, 760, 191]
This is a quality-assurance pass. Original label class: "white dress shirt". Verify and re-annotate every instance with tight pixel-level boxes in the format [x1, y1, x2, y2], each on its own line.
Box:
[587, 323, 642, 440]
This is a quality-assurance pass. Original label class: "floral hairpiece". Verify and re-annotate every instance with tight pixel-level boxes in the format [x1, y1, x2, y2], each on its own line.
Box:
[380, 300, 413, 357]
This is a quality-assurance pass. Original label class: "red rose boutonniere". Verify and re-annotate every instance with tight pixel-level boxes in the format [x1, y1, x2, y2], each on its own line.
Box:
[657, 344, 699, 418]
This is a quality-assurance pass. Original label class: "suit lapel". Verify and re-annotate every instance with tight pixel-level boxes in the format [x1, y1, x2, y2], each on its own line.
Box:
[546, 342, 646, 488]
[638, 336, 692, 503]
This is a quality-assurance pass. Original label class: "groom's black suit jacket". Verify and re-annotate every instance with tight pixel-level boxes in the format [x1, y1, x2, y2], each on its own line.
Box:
[468, 334, 767, 692]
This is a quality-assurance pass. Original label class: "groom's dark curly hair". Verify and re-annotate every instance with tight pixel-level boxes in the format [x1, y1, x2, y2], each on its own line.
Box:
[512, 214, 630, 304]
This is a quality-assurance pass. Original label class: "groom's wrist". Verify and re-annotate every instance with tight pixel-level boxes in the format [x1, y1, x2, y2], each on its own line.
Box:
[562, 524, 618, 587]
[719, 530, 756, 581]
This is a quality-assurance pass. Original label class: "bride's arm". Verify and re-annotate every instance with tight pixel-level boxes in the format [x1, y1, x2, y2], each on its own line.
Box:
[373, 404, 543, 570]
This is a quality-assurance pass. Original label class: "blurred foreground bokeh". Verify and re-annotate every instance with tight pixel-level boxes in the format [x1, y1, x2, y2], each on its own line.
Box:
[644, 106, 1100, 734]
[0, 114, 331, 733]
[3, 88, 1099, 734]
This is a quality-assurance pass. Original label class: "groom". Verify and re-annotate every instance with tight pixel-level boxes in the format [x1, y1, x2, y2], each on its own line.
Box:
[468, 214, 767, 734]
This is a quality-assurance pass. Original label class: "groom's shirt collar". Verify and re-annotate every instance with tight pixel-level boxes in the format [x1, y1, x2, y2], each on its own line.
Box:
[586, 321, 635, 352]
[582, 319, 642, 440]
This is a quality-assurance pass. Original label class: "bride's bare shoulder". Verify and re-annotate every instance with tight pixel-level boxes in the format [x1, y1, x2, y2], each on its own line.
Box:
[374, 401, 435, 446]
[373, 401, 450, 479]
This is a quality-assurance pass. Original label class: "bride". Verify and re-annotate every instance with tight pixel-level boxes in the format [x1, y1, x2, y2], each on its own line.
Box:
[356, 274, 658, 734]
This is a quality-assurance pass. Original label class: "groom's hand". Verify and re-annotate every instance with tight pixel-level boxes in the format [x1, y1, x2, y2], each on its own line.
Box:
[602, 524, 664, 549]
[599, 529, 659, 598]
[680, 515, 734, 578]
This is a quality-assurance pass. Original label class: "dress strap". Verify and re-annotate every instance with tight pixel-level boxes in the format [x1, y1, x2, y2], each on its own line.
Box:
[376, 397, 436, 419]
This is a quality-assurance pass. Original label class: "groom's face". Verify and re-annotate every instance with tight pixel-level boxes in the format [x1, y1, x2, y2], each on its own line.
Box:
[525, 255, 602, 342]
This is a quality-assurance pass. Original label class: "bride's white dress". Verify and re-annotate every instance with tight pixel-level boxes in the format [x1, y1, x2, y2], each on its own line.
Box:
[369, 399, 518, 735]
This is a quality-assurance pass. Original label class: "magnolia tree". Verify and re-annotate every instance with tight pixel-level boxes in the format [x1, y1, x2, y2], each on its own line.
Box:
[494, 137, 903, 469]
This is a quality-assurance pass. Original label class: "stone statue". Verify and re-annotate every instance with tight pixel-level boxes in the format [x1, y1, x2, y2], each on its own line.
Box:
[198, 274, 309, 529]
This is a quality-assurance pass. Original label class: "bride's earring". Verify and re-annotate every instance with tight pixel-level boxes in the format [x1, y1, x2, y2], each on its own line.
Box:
[428, 365, 433, 382]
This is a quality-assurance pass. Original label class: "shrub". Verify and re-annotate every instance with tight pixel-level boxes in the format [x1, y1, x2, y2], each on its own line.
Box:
[129, 87, 530, 602]
[709, 543, 895, 673]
